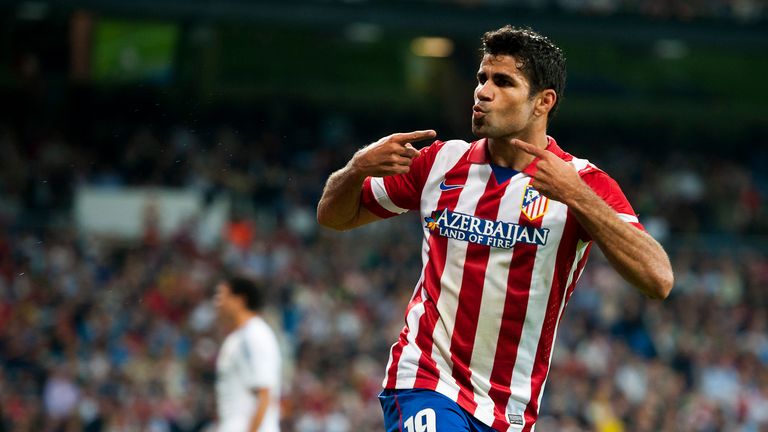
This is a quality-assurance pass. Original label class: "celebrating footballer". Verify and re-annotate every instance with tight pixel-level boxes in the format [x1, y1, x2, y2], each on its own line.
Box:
[318, 25, 673, 432]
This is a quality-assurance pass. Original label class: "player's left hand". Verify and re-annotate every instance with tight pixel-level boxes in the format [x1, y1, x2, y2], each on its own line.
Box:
[510, 139, 585, 204]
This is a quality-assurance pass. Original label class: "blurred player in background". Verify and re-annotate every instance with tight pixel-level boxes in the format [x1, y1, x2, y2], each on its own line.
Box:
[317, 25, 674, 431]
[214, 276, 281, 432]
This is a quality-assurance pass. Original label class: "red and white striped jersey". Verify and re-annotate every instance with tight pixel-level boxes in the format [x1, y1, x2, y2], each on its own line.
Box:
[360, 136, 644, 431]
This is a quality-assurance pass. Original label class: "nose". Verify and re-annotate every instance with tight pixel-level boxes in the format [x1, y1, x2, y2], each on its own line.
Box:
[475, 81, 492, 102]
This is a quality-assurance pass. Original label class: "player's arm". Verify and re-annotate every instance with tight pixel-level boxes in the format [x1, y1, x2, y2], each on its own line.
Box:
[247, 387, 270, 432]
[511, 139, 674, 299]
[317, 130, 436, 231]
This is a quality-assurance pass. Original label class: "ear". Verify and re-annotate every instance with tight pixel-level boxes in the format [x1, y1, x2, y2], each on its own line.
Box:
[535, 89, 557, 117]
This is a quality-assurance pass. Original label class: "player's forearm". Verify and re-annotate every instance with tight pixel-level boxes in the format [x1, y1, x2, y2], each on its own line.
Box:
[247, 409, 267, 432]
[566, 184, 674, 299]
[317, 163, 367, 231]
[247, 389, 270, 432]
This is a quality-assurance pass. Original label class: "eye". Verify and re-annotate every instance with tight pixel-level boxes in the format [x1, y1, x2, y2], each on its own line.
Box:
[476, 73, 487, 84]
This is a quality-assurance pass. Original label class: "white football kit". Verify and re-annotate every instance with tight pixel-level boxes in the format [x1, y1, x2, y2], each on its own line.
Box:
[216, 316, 281, 432]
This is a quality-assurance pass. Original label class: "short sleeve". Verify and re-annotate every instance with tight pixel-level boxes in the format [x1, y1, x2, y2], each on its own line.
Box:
[579, 170, 645, 241]
[360, 140, 443, 219]
[240, 325, 280, 390]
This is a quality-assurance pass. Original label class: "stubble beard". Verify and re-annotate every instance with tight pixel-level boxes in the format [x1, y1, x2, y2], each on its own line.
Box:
[474, 114, 536, 141]
[472, 117, 491, 138]
[472, 118, 512, 139]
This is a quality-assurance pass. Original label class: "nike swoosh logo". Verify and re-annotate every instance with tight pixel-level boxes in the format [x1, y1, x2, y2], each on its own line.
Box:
[439, 180, 465, 191]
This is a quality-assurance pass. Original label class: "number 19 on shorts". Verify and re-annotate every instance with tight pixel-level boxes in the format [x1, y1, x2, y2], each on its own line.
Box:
[403, 408, 436, 432]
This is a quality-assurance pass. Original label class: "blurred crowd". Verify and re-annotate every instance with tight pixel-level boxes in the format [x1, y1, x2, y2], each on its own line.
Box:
[0, 118, 767, 432]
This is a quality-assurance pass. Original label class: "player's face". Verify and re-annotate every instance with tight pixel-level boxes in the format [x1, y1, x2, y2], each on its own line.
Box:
[214, 282, 235, 315]
[471, 54, 539, 139]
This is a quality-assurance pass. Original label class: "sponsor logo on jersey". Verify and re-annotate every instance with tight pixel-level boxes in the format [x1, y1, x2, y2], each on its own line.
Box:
[521, 184, 549, 220]
[425, 209, 549, 249]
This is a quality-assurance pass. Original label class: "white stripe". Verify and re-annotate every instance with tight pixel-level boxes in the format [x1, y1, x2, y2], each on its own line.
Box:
[385, 271, 425, 388]
[421, 140, 471, 268]
[505, 199, 568, 426]
[432, 163, 491, 400]
[383, 342, 396, 382]
[570, 157, 594, 173]
[617, 213, 639, 223]
[391, 140, 469, 389]
[466, 173, 526, 426]
[532, 198, 542, 217]
[370, 177, 408, 214]
[393, 298, 427, 388]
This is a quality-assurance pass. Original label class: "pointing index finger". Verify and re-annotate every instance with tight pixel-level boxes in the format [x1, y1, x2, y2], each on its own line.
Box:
[390, 130, 437, 145]
[510, 139, 548, 158]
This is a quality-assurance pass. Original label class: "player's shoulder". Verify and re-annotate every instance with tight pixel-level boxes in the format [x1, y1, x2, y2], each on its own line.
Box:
[567, 157, 630, 206]
[552, 139, 628, 200]
[245, 316, 276, 334]
[549, 137, 605, 178]
[441, 138, 473, 148]
[561, 149, 622, 188]
[420, 138, 471, 156]
[243, 317, 280, 347]
[410, 139, 473, 175]
[559, 151, 611, 183]
[559, 150, 603, 177]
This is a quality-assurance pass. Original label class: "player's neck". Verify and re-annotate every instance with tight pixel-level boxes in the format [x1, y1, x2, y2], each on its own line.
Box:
[232, 310, 258, 330]
[488, 132, 549, 170]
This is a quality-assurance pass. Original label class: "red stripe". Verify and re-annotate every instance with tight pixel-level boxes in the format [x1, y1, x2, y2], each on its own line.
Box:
[383, 143, 447, 387]
[361, 140, 444, 218]
[394, 392, 404, 432]
[488, 195, 544, 431]
[560, 245, 592, 324]
[380, 140, 447, 212]
[449, 176, 505, 412]
[411, 234, 447, 389]
[412, 159, 472, 390]
[385, 285, 424, 387]
[521, 213, 583, 431]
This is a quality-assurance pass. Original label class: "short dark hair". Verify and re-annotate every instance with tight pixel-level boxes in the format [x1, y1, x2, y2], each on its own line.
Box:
[481, 25, 567, 120]
[226, 276, 265, 312]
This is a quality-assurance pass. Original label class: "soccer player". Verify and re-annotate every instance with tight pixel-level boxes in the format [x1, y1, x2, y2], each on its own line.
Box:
[317, 26, 673, 432]
[214, 276, 281, 432]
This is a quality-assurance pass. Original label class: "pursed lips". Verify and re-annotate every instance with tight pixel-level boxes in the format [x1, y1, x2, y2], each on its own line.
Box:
[472, 104, 487, 119]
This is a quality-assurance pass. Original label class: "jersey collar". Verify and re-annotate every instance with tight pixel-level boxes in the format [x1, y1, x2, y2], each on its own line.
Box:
[467, 136, 568, 176]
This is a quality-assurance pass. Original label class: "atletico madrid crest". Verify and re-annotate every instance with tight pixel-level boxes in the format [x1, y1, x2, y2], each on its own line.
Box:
[521, 184, 549, 220]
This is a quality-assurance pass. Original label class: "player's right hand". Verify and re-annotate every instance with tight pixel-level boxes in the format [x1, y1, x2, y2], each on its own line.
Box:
[349, 130, 437, 177]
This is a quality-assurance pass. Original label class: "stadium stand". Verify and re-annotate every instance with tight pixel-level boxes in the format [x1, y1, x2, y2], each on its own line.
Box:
[0, 1, 766, 430]
[0, 115, 766, 431]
